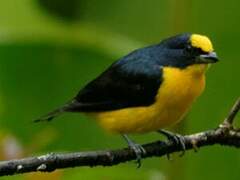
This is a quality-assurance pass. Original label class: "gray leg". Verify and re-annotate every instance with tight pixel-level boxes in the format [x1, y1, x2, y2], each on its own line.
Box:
[122, 134, 146, 168]
[157, 129, 186, 156]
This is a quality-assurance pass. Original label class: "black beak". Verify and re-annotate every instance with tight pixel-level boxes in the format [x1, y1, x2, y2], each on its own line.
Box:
[197, 52, 219, 64]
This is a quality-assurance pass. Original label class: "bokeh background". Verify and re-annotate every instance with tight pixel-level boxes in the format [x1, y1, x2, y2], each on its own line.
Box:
[0, 0, 239, 179]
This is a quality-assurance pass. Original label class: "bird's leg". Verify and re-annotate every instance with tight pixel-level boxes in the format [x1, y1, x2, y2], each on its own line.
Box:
[157, 129, 186, 156]
[122, 134, 146, 168]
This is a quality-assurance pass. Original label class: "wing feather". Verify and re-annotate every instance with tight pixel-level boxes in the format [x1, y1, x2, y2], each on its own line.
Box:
[67, 54, 163, 112]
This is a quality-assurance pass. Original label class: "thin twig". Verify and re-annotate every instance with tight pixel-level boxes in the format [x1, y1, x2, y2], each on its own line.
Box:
[222, 97, 240, 126]
[0, 97, 239, 177]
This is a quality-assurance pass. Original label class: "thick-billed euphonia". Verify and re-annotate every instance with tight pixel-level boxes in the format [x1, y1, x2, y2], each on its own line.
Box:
[35, 33, 218, 166]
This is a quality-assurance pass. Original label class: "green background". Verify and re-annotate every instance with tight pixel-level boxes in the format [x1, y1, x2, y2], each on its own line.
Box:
[0, 0, 239, 180]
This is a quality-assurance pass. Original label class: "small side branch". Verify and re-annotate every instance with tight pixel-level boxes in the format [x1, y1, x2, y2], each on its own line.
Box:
[222, 97, 240, 127]
[0, 97, 239, 177]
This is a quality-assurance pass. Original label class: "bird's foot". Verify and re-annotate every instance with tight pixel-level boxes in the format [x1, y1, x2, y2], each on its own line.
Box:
[157, 129, 186, 157]
[129, 142, 146, 168]
[122, 134, 146, 168]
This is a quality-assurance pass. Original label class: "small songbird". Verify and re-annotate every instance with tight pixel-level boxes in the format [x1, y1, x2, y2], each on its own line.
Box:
[35, 33, 218, 167]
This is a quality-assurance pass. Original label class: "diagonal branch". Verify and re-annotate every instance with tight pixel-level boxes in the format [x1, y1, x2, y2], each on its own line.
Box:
[222, 97, 240, 127]
[0, 97, 239, 177]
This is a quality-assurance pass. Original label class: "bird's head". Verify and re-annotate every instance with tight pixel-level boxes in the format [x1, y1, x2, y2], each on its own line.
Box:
[159, 33, 218, 68]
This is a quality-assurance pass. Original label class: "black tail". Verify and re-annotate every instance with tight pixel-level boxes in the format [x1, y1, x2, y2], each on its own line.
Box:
[34, 99, 79, 123]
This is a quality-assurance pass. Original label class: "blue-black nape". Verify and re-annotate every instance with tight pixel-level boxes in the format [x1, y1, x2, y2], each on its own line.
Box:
[113, 32, 198, 70]
[159, 33, 191, 49]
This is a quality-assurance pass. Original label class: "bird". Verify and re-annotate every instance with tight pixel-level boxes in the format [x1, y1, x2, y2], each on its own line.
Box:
[34, 33, 218, 167]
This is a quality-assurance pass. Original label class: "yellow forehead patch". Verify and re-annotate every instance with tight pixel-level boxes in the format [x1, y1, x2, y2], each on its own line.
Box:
[190, 34, 213, 52]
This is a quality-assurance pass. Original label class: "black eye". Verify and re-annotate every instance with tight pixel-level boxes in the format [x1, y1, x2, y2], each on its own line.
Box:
[185, 45, 205, 55]
[185, 44, 192, 52]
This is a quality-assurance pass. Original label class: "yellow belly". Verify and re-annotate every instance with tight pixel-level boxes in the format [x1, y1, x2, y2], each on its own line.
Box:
[90, 64, 207, 134]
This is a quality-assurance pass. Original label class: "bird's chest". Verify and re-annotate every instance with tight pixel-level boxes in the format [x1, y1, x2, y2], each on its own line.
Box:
[151, 65, 206, 126]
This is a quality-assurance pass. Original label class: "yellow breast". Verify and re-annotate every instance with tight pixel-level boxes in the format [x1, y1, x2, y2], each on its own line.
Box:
[90, 64, 207, 134]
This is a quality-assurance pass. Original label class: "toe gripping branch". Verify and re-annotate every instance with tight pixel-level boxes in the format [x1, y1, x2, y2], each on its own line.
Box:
[122, 134, 146, 168]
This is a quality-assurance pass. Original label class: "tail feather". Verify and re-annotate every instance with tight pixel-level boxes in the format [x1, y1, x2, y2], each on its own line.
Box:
[34, 99, 78, 123]
[33, 108, 64, 123]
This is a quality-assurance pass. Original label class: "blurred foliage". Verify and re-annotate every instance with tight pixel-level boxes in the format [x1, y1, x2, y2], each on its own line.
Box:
[0, 0, 239, 180]
[37, 0, 81, 20]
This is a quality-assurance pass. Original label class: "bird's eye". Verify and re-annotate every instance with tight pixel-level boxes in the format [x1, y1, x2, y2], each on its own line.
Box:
[185, 44, 192, 52]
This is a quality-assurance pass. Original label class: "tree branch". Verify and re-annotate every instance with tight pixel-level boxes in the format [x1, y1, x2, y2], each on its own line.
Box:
[0, 97, 240, 177]
[222, 97, 240, 127]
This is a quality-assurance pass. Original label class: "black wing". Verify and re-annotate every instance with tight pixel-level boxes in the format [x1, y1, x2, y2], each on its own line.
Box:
[67, 53, 163, 112]
[34, 48, 164, 122]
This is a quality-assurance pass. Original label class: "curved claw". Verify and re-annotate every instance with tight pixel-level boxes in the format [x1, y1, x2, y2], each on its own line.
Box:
[176, 135, 186, 156]
[157, 129, 186, 156]
[122, 134, 146, 168]
[132, 143, 146, 168]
